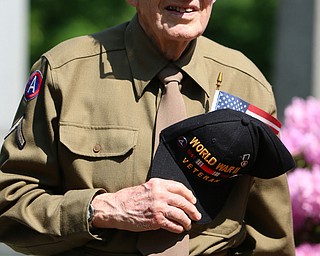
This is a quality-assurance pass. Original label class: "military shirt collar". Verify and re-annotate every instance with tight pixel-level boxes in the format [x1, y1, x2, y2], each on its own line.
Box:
[125, 15, 211, 98]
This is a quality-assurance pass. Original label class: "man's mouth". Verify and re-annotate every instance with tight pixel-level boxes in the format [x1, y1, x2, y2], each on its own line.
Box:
[166, 6, 196, 13]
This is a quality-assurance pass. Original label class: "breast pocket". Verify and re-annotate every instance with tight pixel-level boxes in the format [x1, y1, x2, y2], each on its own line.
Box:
[59, 122, 139, 191]
[59, 123, 138, 157]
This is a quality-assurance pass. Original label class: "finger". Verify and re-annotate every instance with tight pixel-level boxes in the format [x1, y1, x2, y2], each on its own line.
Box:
[164, 205, 193, 231]
[144, 195, 194, 232]
[167, 194, 202, 222]
[157, 178, 197, 204]
[157, 210, 187, 233]
[161, 219, 185, 234]
[146, 179, 201, 221]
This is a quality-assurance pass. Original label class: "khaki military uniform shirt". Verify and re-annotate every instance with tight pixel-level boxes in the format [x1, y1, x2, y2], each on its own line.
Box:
[0, 16, 295, 256]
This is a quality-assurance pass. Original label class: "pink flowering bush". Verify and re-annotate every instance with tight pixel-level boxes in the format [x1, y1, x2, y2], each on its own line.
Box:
[281, 97, 320, 166]
[281, 97, 320, 254]
[295, 243, 320, 256]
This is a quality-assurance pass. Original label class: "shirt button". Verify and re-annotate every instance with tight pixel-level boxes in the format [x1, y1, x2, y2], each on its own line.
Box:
[93, 144, 101, 153]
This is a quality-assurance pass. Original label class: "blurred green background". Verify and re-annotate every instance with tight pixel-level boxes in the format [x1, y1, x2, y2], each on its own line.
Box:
[30, 0, 278, 82]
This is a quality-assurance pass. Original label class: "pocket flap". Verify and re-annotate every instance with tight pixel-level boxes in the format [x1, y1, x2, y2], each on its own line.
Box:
[60, 123, 138, 157]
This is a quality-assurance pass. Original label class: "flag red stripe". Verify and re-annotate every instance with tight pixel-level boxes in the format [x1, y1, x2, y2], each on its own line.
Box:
[268, 126, 280, 135]
[248, 104, 282, 129]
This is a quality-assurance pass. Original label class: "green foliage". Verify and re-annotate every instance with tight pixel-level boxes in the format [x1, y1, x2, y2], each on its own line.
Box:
[30, 0, 278, 80]
[30, 0, 135, 64]
[208, 0, 279, 80]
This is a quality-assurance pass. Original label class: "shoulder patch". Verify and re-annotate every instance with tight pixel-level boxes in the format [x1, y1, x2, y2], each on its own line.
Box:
[24, 70, 43, 101]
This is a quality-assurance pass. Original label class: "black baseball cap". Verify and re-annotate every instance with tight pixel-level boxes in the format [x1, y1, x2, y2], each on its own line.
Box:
[149, 109, 295, 224]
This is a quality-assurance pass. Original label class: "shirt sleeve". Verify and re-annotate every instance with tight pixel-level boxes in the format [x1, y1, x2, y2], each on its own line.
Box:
[237, 175, 295, 255]
[0, 57, 105, 255]
[234, 92, 295, 255]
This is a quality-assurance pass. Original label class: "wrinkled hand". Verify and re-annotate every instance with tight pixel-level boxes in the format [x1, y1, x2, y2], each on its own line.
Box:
[91, 178, 201, 234]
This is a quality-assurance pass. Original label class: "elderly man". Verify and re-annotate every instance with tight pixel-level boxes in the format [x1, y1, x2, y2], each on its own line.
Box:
[0, 0, 294, 255]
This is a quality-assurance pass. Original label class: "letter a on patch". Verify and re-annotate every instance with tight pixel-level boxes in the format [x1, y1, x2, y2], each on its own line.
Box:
[24, 70, 43, 101]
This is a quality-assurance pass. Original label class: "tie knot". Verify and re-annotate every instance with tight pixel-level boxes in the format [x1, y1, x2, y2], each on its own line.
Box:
[158, 65, 183, 85]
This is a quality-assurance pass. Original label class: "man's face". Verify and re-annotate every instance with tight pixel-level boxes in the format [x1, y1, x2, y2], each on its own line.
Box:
[128, 0, 215, 46]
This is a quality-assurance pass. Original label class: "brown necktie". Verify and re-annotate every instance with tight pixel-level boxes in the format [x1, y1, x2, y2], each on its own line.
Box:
[153, 65, 187, 150]
[137, 65, 189, 256]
